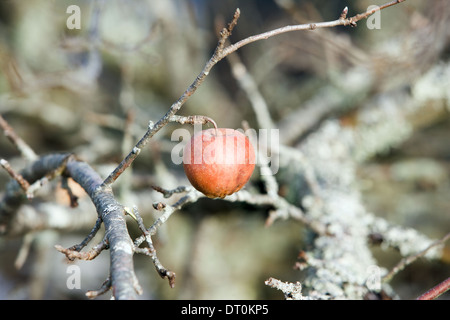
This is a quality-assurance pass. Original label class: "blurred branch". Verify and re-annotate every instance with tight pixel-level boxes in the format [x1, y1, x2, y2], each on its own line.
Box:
[0, 159, 30, 193]
[227, 52, 274, 130]
[282, 63, 450, 298]
[265, 277, 305, 300]
[278, 1, 450, 145]
[0, 154, 140, 299]
[383, 232, 450, 283]
[0, 114, 37, 161]
[416, 277, 450, 300]
[0, 154, 72, 233]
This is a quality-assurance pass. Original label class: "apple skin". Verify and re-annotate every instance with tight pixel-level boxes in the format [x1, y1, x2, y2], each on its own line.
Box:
[183, 128, 256, 198]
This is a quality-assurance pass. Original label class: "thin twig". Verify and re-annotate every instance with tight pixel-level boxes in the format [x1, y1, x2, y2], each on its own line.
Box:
[0, 159, 30, 192]
[221, 1, 406, 58]
[55, 237, 109, 261]
[416, 277, 450, 300]
[226, 52, 274, 130]
[131, 206, 152, 248]
[135, 246, 176, 288]
[102, 1, 406, 188]
[151, 185, 190, 198]
[131, 206, 176, 288]
[349, 0, 406, 25]
[68, 216, 103, 252]
[86, 277, 112, 299]
[61, 176, 79, 208]
[168, 115, 218, 130]
[383, 232, 450, 283]
[0, 114, 37, 161]
[134, 189, 203, 249]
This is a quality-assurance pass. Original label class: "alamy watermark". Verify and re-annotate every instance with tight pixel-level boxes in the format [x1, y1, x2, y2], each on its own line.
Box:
[366, 265, 382, 291]
[66, 5, 81, 30]
[66, 265, 81, 290]
[65, 4, 383, 31]
[366, 5, 382, 30]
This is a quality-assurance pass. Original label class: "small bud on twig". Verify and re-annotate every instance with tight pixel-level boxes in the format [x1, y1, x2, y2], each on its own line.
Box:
[340, 6, 349, 19]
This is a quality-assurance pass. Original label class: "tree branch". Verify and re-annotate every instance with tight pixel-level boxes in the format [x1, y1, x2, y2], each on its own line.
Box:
[0, 154, 140, 299]
[102, 1, 407, 187]
[0, 114, 37, 161]
[383, 232, 450, 283]
[0, 1, 411, 300]
[416, 277, 450, 300]
[0, 154, 72, 234]
[64, 159, 140, 299]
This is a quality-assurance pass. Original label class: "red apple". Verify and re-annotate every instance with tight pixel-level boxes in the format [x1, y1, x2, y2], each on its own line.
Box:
[183, 128, 256, 198]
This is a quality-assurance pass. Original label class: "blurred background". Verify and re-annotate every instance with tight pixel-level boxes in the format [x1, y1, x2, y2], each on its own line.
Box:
[0, 0, 449, 299]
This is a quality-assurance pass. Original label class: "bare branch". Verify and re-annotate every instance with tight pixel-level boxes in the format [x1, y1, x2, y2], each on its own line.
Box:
[131, 205, 176, 288]
[221, 1, 406, 58]
[416, 277, 450, 300]
[0, 1, 414, 300]
[65, 159, 139, 299]
[168, 115, 218, 129]
[349, 0, 406, 25]
[0, 154, 140, 299]
[101, 146, 141, 186]
[383, 232, 450, 283]
[102, 1, 407, 187]
[226, 52, 274, 130]
[85, 277, 111, 299]
[0, 159, 30, 193]
[55, 237, 108, 261]
[0, 114, 37, 161]
[151, 185, 190, 198]
[0, 154, 72, 233]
